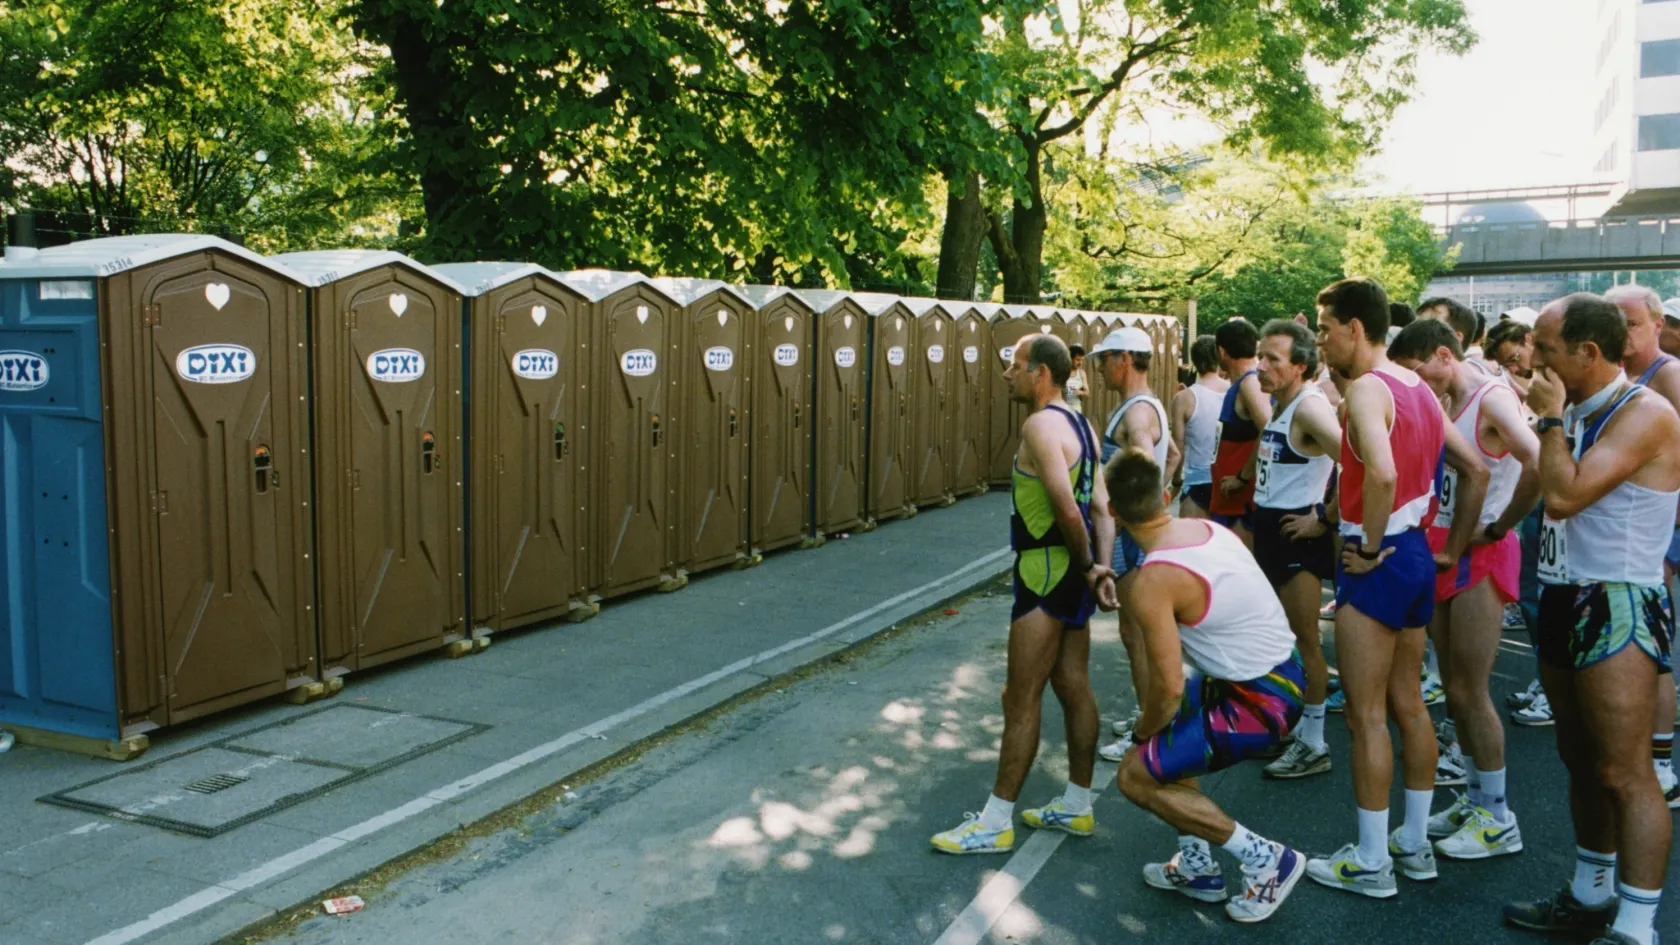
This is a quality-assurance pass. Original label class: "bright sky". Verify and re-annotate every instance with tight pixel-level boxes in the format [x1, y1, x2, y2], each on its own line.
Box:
[1362, 0, 1597, 195]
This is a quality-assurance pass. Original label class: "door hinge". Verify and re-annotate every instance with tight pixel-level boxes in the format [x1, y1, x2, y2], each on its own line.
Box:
[495, 453, 505, 475]
[345, 309, 356, 331]
[142, 304, 161, 327]
[149, 490, 168, 514]
[349, 468, 361, 490]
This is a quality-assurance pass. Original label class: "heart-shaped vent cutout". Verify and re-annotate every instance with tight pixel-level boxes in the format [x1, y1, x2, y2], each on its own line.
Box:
[895, 317, 903, 331]
[843, 314, 853, 329]
[636, 305, 649, 324]
[532, 305, 547, 326]
[1041, 324, 1051, 333]
[784, 316, 794, 332]
[389, 293, 408, 316]
[205, 283, 230, 310]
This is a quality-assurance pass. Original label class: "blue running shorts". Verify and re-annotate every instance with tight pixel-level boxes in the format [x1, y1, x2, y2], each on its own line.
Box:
[1335, 528, 1435, 631]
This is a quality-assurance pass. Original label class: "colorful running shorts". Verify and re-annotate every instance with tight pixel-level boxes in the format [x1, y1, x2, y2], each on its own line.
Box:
[1011, 548, 1097, 630]
[1536, 582, 1673, 675]
[1139, 653, 1306, 783]
[1427, 526, 1520, 604]
[1335, 528, 1435, 631]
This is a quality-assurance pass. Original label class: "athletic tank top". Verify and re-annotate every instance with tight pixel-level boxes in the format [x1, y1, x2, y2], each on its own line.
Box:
[1103, 393, 1169, 468]
[1255, 387, 1334, 511]
[1436, 379, 1522, 530]
[1012, 405, 1097, 556]
[1565, 386, 1679, 586]
[1339, 368, 1445, 543]
[1634, 354, 1676, 388]
[1209, 369, 1260, 514]
[1142, 521, 1296, 681]
[1183, 383, 1222, 486]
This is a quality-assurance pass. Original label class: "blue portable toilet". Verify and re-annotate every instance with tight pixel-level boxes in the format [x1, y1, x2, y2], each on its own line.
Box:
[0, 234, 321, 757]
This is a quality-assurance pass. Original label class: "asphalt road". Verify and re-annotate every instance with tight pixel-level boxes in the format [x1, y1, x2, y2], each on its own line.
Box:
[248, 577, 1678, 945]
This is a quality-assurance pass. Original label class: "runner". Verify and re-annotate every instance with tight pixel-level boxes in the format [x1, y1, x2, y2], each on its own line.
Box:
[1087, 326, 1181, 763]
[1419, 297, 1502, 381]
[1210, 319, 1272, 549]
[1171, 335, 1229, 520]
[1661, 298, 1680, 358]
[1503, 294, 1679, 945]
[1388, 319, 1541, 860]
[1304, 277, 1490, 899]
[1065, 344, 1089, 414]
[1606, 285, 1680, 810]
[1238, 320, 1341, 781]
[1105, 448, 1307, 924]
[931, 335, 1115, 854]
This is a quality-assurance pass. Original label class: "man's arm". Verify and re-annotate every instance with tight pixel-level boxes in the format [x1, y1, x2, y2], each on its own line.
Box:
[1541, 395, 1676, 519]
[1162, 428, 1183, 487]
[1238, 371, 1274, 430]
[1345, 375, 1396, 545]
[1169, 389, 1194, 490]
[1089, 419, 1115, 570]
[1125, 565, 1189, 743]
[1295, 391, 1343, 457]
[1438, 411, 1489, 564]
[1024, 413, 1099, 574]
[1482, 387, 1541, 533]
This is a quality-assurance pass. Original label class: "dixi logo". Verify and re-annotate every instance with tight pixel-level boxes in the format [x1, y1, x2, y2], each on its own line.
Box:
[704, 346, 735, 371]
[366, 348, 426, 383]
[176, 344, 256, 385]
[773, 344, 799, 367]
[512, 348, 559, 380]
[0, 350, 49, 391]
[834, 346, 857, 368]
[621, 348, 657, 377]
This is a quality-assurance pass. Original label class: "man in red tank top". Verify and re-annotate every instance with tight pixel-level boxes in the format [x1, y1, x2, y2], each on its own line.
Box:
[1303, 278, 1490, 901]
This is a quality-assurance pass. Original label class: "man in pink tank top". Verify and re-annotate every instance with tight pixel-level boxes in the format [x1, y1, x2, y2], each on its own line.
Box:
[1104, 449, 1308, 924]
[1390, 318, 1540, 861]
[1305, 278, 1490, 900]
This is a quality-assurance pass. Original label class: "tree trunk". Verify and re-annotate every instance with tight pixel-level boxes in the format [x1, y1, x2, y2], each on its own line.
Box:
[936, 169, 985, 300]
[998, 143, 1045, 304]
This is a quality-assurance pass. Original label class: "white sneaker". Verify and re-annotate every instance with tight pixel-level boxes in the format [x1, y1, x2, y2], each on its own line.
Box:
[1421, 671, 1445, 706]
[1428, 792, 1477, 840]
[1262, 739, 1332, 780]
[1142, 851, 1229, 903]
[1434, 806, 1523, 860]
[1225, 847, 1306, 924]
[930, 813, 1014, 855]
[1388, 828, 1439, 881]
[0, 730, 12, 753]
[1305, 843, 1398, 899]
[1507, 677, 1542, 710]
[1111, 710, 1139, 737]
[1512, 691, 1554, 727]
[1098, 733, 1133, 763]
[1658, 764, 1679, 810]
[1435, 749, 1468, 787]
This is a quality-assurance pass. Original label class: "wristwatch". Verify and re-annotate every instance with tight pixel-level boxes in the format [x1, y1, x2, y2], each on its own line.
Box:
[1483, 522, 1509, 541]
[1536, 417, 1565, 435]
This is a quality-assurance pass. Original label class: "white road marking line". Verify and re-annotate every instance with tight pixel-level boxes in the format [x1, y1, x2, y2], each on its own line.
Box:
[82, 548, 1011, 945]
[933, 761, 1119, 945]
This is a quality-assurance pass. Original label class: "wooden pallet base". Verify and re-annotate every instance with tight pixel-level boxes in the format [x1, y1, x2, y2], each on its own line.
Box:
[798, 535, 827, 550]
[565, 601, 601, 623]
[444, 636, 490, 659]
[657, 573, 690, 593]
[7, 724, 149, 762]
[937, 495, 957, 508]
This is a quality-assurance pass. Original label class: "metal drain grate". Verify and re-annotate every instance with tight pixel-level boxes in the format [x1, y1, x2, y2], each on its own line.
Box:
[183, 773, 249, 795]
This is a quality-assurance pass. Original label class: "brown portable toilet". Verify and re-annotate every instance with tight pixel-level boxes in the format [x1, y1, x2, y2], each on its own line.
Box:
[900, 296, 955, 508]
[944, 300, 992, 497]
[792, 289, 869, 538]
[430, 262, 595, 637]
[738, 285, 817, 555]
[555, 270, 685, 597]
[0, 235, 319, 753]
[648, 277, 754, 576]
[850, 292, 917, 524]
[1074, 311, 1115, 426]
[988, 307, 1057, 485]
[273, 251, 470, 674]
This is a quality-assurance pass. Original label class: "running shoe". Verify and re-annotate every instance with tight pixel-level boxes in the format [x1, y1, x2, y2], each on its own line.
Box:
[1111, 709, 1139, 737]
[1263, 739, 1332, 780]
[1428, 793, 1477, 840]
[1305, 843, 1398, 899]
[1020, 798, 1094, 837]
[1388, 828, 1438, 881]
[1225, 847, 1306, 924]
[1512, 691, 1555, 727]
[1142, 851, 1228, 903]
[1326, 689, 1346, 714]
[1435, 807, 1523, 860]
[1435, 749, 1468, 788]
[1502, 885, 1616, 935]
[930, 814, 1014, 855]
[1658, 764, 1680, 810]
[1421, 671, 1446, 706]
[1098, 733, 1133, 763]
[1320, 600, 1337, 619]
[1502, 603, 1527, 631]
[1507, 677, 1542, 710]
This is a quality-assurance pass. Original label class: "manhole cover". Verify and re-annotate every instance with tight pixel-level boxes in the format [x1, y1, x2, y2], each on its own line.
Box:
[39, 705, 487, 837]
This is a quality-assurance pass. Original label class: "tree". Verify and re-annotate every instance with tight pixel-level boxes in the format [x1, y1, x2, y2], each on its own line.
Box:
[942, 0, 1474, 303]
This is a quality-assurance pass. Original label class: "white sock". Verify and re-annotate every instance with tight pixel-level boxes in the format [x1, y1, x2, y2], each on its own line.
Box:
[1400, 789, 1432, 851]
[1357, 807, 1389, 864]
[980, 794, 1014, 831]
[1178, 834, 1215, 872]
[1465, 754, 1483, 808]
[1479, 767, 1509, 822]
[1222, 822, 1281, 872]
[1610, 883, 1662, 945]
[1572, 847, 1617, 908]
[1298, 703, 1327, 750]
[1061, 782, 1092, 814]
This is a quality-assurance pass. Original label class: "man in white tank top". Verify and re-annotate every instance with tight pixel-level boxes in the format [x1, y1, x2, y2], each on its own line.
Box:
[1502, 295, 1680, 945]
[1240, 321, 1342, 783]
[1103, 449, 1308, 925]
[1171, 335, 1228, 519]
[1090, 326, 1182, 763]
[1390, 319, 1540, 863]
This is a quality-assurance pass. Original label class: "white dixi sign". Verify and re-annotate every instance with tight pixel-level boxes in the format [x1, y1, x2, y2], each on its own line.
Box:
[998, 345, 1015, 363]
[0, 350, 49, 391]
[963, 346, 979, 363]
[177, 344, 256, 384]
[834, 346, 857, 368]
[773, 344, 799, 367]
[704, 346, 735, 371]
[926, 345, 945, 364]
[621, 348, 657, 377]
[366, 348, 425, 383]
[512, 349, 559, 380]
[887, 346, 905, 366]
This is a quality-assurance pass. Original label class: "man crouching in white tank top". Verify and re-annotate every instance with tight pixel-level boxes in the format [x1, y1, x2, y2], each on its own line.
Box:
[1104, 448, 1308, 924]
[1502, 294, 1680, 945]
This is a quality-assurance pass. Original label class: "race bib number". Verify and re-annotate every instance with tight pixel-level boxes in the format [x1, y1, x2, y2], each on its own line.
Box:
[1538, 515, 1568, 584]
[1435, 467, 1458, 529]
[1254, 440, 1277, 500]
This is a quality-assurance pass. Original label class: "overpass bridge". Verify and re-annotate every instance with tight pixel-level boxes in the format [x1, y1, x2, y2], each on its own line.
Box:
[1411, 181, 1680, 276]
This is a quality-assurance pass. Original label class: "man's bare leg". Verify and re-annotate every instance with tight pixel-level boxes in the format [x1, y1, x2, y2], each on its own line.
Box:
[994, 609, 1066, 800]
[1575, 645, 1671, 891]
[1049, 626, 1098, 790]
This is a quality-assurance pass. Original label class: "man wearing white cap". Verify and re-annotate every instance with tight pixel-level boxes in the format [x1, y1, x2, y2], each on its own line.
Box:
[1660, 298, 1680, 359]
[1089, 325, 1182, 762]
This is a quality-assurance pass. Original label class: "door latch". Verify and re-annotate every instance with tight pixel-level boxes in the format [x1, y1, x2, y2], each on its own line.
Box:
[421, 432, 437, 474]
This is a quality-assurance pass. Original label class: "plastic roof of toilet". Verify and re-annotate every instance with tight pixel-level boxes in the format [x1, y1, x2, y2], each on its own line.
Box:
[271, 250, 467, 294]
[737, 285, 815, 310]
[551, 269, 669, 303]
[0, 234, 302, 282]
[849, 292, 908, 317]
[646, 276, 754, 307]
[430, 262, 566, 297]
[789, 288, 851, 313]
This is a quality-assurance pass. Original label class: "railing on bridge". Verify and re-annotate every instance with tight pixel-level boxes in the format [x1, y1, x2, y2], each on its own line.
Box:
[1439, 214, 1680, 276]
